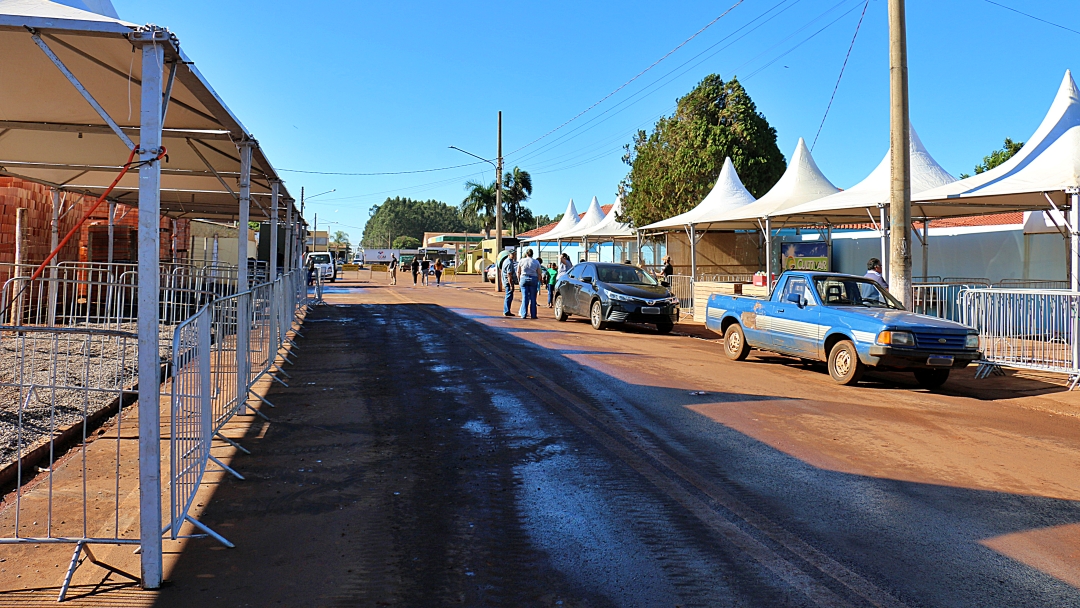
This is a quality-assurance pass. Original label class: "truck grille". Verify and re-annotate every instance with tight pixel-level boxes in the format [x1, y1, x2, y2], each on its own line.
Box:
[913, 331, 968, 351]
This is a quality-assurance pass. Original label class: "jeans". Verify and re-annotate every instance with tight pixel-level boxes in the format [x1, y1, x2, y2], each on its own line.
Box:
[503, 280, 515, 314]
[519, 280, 538, 318]
[546, 283, 555, 306]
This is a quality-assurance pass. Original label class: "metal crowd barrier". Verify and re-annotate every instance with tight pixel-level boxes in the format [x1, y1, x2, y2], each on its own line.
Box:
[667, 275, 694, 310]
[0, 326, 141, 601]
[959, 287, 1080, 387]
[910, 281, 991, 322]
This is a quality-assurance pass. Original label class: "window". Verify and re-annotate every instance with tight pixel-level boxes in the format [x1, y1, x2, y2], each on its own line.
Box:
[597, 265, 658, 285]
[568, 264, 584, 280]
[580, 265, 597, 282]
[781, 276, 814, 305]
[812, 276, 903, 309]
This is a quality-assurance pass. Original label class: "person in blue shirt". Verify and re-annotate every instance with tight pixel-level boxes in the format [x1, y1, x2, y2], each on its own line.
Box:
[516, 249, 544, 319]
[501, 250, 517, 317]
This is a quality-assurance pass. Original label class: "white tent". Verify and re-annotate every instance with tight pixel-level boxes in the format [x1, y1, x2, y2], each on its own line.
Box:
[639, 157, 756, 231]
[558, 196, 607, 239]
[581, 196, 633, 238]
[778, 126, 956, 224]
[522, 198, 578, 242]
[915, 70, 1080, 213]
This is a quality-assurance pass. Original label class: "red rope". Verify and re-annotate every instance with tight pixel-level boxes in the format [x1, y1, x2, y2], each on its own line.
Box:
[26, 146, 166, 284]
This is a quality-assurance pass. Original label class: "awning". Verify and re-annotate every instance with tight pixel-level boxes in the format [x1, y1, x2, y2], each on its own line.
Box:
[0, 0, 297, 221]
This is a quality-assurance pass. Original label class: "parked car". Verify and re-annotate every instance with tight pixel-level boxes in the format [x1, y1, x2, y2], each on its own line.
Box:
[554, 262, 679, 333]
[485, 263, 498, 283]
[304, 252, 336, 283]
[705, 271, 981, 387]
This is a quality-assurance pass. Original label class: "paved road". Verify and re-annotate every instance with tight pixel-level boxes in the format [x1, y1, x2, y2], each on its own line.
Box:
[156, 281, 1080, 607]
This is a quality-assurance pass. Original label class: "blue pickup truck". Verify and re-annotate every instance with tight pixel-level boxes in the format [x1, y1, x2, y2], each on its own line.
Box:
[705, 271, 981, 388]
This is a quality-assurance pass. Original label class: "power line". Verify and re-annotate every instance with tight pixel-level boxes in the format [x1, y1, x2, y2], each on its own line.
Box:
[982, 0, 1080, 37]
[276, 161, 485, 176]
[505, 0, 748, 157]
[812, 0, 870, 151]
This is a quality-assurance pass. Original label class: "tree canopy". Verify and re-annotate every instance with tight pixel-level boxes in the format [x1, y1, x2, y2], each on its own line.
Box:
[959, 137, 1024, 179]
[392, 235, 421, 249]
[361, 197, 473, 248]
[502, 167, 533, 236]
[459, 168, 537, 236]
[619, 75, 786, 227]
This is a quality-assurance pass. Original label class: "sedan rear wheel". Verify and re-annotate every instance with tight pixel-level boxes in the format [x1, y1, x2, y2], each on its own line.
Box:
[827, 340, 864, 385]
[554, 294, 569, 321]
[590, 300, 607, 330]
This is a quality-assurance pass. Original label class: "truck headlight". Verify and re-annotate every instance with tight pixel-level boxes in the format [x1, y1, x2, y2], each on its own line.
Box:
[965, 333, 980, 349]
[877, 330, 916, 347]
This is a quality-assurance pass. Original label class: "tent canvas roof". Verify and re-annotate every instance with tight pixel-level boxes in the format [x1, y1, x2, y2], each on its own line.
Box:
[524, 198, 579, 241]
[776, 127, 956, 224]
[578, 196, 634, 238]
[697, 138, 839, 230]
[0, 0, 297, 221]
[639, 157, 756, 231]
[558, 196, 606, 239]
[914, 70, 1080, 214]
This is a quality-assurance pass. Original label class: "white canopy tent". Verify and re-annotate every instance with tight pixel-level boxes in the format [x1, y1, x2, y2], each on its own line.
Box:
[0, 0, 301, 587]
[557, 195, 607, 239]
[639, 157, 756, 278]
[522, 197, 578, 260]
[914, 71, 1080, 287]
[774, 126, 956, 280]
[693, 138, 840, 278]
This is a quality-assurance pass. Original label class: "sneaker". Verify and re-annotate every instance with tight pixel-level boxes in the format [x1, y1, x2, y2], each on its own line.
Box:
[503, 312, 513, 317]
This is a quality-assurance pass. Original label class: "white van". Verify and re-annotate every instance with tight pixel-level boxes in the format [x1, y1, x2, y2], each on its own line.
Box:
[305, 252, 336, 283]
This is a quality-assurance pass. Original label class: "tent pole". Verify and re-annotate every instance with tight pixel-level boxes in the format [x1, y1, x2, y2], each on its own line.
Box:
[1071, 190, 1079, 292]
[134, 30, 165, 591]
[690, 225, 697, 280]
[921, 219, 929, 280]
[879, 205, 888, 283]
[764, 218, 772, 281]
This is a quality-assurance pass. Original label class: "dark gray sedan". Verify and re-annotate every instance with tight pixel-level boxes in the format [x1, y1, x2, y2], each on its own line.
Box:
[554, 262, 680, 333]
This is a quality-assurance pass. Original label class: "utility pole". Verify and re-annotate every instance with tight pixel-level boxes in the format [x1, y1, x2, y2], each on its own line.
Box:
[888, 0, 912, 307]
[494, 111, 504, 292]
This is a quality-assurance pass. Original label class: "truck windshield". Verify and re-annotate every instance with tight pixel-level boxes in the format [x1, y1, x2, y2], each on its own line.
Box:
[596, 265, 658, 285]
[309, 254, 332, 265]
[812, 276, 904, 310]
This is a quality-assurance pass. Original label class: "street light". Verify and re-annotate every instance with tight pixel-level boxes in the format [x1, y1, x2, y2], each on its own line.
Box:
[450, 116, 504, 293]
[301, 188, 336, 252]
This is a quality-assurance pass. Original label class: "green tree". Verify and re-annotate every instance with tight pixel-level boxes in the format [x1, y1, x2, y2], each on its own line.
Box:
[959, 137, 1024, 179]
[392, 235, 421, 249]
[619, 75, 786, 227]
[361, 197, 468, 248]
[460, 180, 498, 235]
[331, 230, 350, 247]
[502, 167, 533, 236]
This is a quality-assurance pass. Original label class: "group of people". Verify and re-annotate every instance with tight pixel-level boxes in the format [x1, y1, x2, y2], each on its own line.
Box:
[500, 250, 574, 319]
[386, 255, 445, 287]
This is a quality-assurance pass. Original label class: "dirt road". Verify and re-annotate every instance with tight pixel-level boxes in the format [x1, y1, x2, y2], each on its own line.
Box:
[151, 277, 1080, 607]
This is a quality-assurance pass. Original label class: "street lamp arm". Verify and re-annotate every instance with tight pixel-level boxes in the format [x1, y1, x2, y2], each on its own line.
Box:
[448, 146, 496, 169]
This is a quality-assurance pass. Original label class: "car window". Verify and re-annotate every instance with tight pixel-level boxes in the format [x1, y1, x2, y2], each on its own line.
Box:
[567, 264, 583, 280]
[309, 254, 331, 265]
[813, 276, 903, 309]
[596, 265, 658, 285]
[580, 265, 596, 281]
[780, 276, 815, 306]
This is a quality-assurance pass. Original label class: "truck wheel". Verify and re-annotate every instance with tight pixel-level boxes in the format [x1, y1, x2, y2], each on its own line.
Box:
[827, 340, 864, 385]
[914, 369, 950, 389]
[656, 319, 674, 334]
[554, 295, 569, 322]
[590, 300, 607, 330]
[723, 324, 750, 361]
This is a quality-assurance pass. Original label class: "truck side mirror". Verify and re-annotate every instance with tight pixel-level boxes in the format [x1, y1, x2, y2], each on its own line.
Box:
[785, 292, 803, 307]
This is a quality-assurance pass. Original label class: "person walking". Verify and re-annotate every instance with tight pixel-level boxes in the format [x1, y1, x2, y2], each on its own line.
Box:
[410, 257, 420, 286]
[517, 248, 543, 319]
[557, 253, 573, 282]
[420, 257, 431, 286]
[434, 258, 444, 286]
[545, 262, 558, 308]
[388, 255, 398, 285]
[501, 251, 517, 317]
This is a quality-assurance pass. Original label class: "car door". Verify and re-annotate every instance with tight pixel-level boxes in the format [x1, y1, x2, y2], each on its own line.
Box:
[768, 275, 822, 356]
[576, 264, 599, 314]
[561, 263, 584, 314]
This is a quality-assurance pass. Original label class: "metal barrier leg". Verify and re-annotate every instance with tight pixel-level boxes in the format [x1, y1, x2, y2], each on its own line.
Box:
[209, 455, 245, 480]
[183, 514, 234, 548]
[248, 388, 277, 408]
[58, 542, 139, 602]
[271, 362, 292, 379]
[215, 432, 252, 455]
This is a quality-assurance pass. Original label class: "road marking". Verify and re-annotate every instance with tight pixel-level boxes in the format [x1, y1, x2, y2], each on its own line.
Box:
[407, 301, 909, 608]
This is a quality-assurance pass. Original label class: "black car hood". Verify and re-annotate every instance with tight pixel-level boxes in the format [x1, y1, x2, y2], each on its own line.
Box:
[602, 283, 671, 299]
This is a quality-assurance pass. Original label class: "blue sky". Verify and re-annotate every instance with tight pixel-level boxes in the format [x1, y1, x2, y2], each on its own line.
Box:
[113, 0, 1080, 244]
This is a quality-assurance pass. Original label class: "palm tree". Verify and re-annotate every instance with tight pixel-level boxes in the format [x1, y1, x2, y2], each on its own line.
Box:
[502, 167, 533, 236]
[460, 180, 497, 237]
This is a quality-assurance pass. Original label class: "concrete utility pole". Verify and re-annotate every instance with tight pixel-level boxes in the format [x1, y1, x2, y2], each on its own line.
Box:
[495, 111, 504, 292]
[888, 0, 912, 307]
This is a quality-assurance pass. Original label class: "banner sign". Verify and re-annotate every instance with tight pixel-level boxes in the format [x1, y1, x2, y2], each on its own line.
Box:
[782, 242, 829, 271]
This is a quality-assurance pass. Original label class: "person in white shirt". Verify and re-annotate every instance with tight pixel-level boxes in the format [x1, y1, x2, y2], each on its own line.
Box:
[864, 258, 888, 290]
